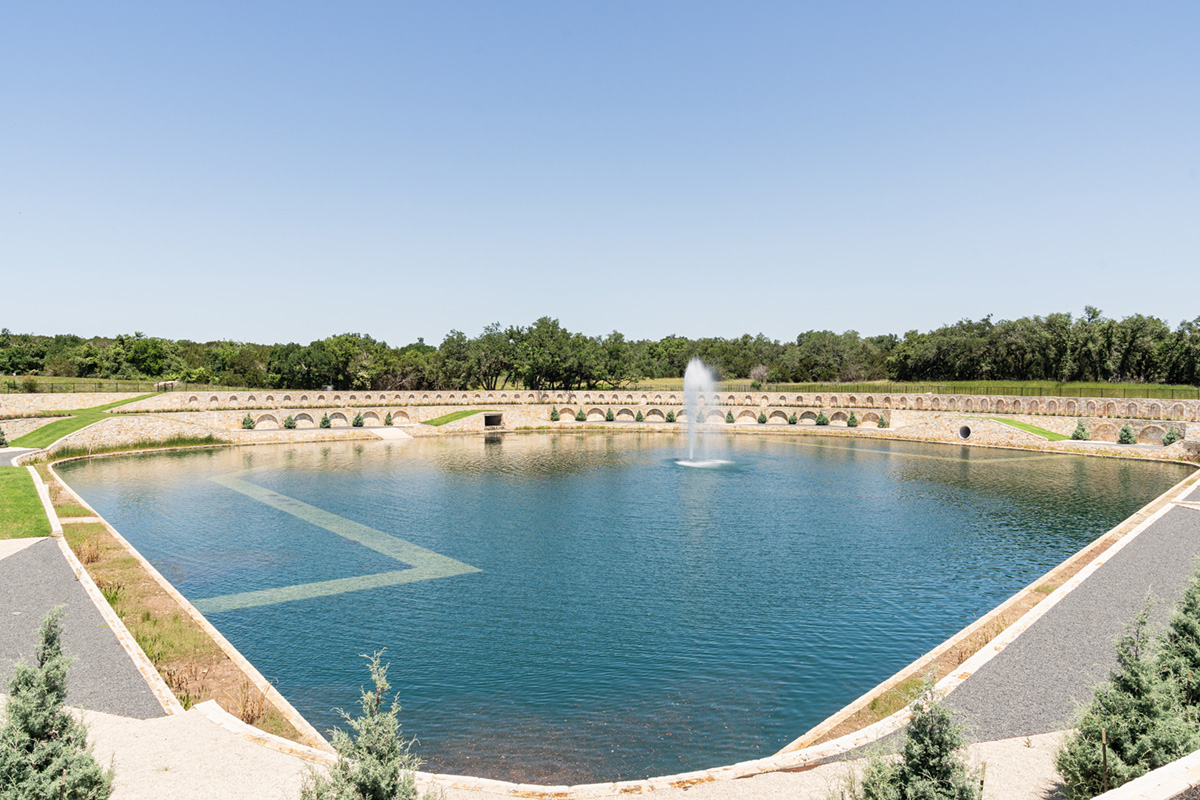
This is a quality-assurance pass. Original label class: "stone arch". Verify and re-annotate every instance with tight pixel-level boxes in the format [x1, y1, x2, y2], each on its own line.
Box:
[391, 410, 411, 424]
[800, 410, 818, 423]
[1046, 400, 1058, 414]
[865, 395, 875, 406]
[209, 395, 219, 403]
[1011, 399, 1023, 413]
[914, 397, 925, 410]
[795, 395, 806, 406]
[265, 395, 275, 403]
[848, 395, 857, 405]
[963, 398, 975, 412]
[653, 394, 663, 404]
[247, 394, 257, 403]
[299, 395, 309, 404]
[255, 414, 279, 429]
[760, 395, 770, 406]
[830, 411, 848, 423]
[363, 394, 372, 401]
[625, 394, 635, 404]
[188, 395, 199, 404]
[1085, 401, 1097, 415]
[1092, 423, 1119, 442]
[862, 411, 880, 425]
[558, 407, 576, 420]
[947, 397, 958, 411]
[1127, 402, 1138, 417]
[1138, 425, 1166, 444]
[616, 408, 635, 421]
[228, 395, 239, 405]
[582, 394, 592, 403]
[645, 408, 665, 422]
[829, 395, 839, 406]
[1104, 402, 1117, 417]
[1149, 403, 1162, 418]
[994, 399, 1007, 413]
[882, 396, 892, 408]
[282, 395, 292, 402]
[586, 407, 605, 422]
[743, 394, 754, 405]
[726, 394, 737, 405]
[486, 393, 496, 402]
[348, 394, 357, 402]
[407, 394, 416, 404]
[735, 409, 758, 424]
[1173, 403, 1186, 419]
[931, 397, 943, 410]
[900, 396, 909, 409]
[1026, 399, 1040, 414]
[768, 410, 789, 424]
[1066, 400, 1077, 415]
[294, 413, 315, 428]
[667, 394, 678, 404]
[328, 412, 349, 427]
[362, 411, 381, 426]
[815, 396, 824, 407]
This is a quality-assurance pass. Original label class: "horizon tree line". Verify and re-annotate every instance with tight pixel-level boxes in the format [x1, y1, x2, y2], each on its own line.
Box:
[2, 307, 1198, 392]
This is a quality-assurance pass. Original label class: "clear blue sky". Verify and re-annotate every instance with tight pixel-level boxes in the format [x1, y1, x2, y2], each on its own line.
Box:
[3, 2, 1197, 346]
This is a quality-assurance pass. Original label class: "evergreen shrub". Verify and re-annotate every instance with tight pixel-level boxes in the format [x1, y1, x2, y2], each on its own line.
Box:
[1163, 428, 1181, 446]
[1071, 420, 1089, 440]
[320, 413, 332, 429]
[878, 416, 889, 428]
[666, 410, 676, 423]
[848, 411, 859, 427]
[605, 408, 614, 422]
[0, 609, 114, 799]
[352, 413, 364, 427]
[0, 426, 7, 447]
[575, 409, 586, 422]
[726, 411, 735, 424]
[384, 413, 393, 426]
[788, 413, 797, 425]
[283, 415, 296, 429]
[241, 414, 255, 429]
[299, 652, 428, 800]
[549, 407, 560, 422]
[1118, 424, 1136, 444]
[635, 410, 644, 422]
[816, 411, 830, 426]
[757, 412, 767, 424]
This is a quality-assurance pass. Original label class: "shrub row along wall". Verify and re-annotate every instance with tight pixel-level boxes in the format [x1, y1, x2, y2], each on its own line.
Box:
[119, 390, 1200, 421]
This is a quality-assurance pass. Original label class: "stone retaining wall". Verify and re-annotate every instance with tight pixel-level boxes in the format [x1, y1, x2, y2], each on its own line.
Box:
[0, 392, 139, 415]
[119, 388, 1200, 421]
[0, 416, 62, 439]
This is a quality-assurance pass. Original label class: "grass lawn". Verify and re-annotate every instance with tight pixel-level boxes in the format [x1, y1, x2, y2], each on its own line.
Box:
[968, 416, 1070, 441]
[11, 394, 158, 449]
[0, 466, 52, 538]
[423, 409, 498, 426]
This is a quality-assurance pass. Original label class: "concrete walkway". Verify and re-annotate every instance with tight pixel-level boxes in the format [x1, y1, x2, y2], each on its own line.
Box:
[0, 537, 164, 719]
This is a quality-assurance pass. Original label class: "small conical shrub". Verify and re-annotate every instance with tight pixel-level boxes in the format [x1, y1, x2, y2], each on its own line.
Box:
[635, 410, 644, 422]
[0, 426, 7, 447]
[605, 408, 614, 422]
[848, 411, 859, 427]
[816, 411, 830, 426]
[549, 407, 560, 422]
[1071, 420, 1089, 440]
[757, 411, 767, 424]
[352, 412, 364, 427]
[1163, 428, 1181, 446]
[1057, 608, 1199, 798]
[666, 410, 676, 423]
[320, 413, 332, 429]
[898, 684, 982, 800]
[788, 413, 797, 425]
[0, 609, 114, 799]
[726, 411, 735, 424]
[241, 414, 255, 429]
[1118, 424, 1136, 444]
[283, 415, 297, 429]
[575, 409, 586, 422]
[878, 416, 889, 428]
[384, 412, 393, 426]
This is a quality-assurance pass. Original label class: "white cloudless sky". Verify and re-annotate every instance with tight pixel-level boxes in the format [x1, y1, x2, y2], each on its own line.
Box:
[2, 2, 1197, 345]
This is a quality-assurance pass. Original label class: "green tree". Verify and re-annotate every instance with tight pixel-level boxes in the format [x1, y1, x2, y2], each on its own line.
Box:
[0, 609, 114, 799]
[320, 413, 332, 429]
[1119, 424, 1136, 444]
[242, 414, 255, 429]
[1071, 420, 1089, 441]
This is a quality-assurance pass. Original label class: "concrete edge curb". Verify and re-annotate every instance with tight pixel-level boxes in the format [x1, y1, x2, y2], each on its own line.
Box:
[26, 465, 62, 535]
[48, 462, 334, 754]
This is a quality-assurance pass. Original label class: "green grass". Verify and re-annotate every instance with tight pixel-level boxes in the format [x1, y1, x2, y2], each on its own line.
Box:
[0, 466, 52, 538]
[967, 416, 1070, 441]
[423, 409, 498, 426]
[43, 434, 224, 461]
[11, 393, 159, 448]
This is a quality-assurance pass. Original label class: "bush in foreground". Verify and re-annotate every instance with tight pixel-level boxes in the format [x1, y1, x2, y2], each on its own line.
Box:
[320, 413, 332, 429]
[549, 408, 560, 422]
[384, 412, 393, 426]
[816, 411, 830, 426]
[352, 413, 364, 428]
[283, 415, 297, 429]
[241, 414, 255, 429]
[838, 682, 981, 800]
[878, 416, 889, 428]
[0, 609, 113, 799]
[575, 409, 586, 422]
[666, 410, 676, 423]
[1118, 424, 1136, 444]
[1071, 420, 1089, 440]
[605, 408, 614, 422]
[1163, 428, 1181, 446]
[727, 411, 735, 424]
[788, 413, 797, 425]
[848, 411, 859, 428]
[1057, 608, 1198, 798]
[757, 412, 767, 424]
[300, 652, 430, 800]
[635, 410, 644, 422]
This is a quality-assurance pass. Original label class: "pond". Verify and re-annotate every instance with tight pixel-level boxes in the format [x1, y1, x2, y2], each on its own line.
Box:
[57, 432, 1191, 783]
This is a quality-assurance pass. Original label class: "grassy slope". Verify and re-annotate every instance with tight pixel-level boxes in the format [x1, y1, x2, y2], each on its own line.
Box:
[12, 393, 158, 448]
[969, 416, 1069, 441]
[0, 467, 52, 538]
[423, 409, 498, 426]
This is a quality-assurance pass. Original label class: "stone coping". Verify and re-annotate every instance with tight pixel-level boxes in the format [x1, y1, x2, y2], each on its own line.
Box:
[27, 431, 1198, 795]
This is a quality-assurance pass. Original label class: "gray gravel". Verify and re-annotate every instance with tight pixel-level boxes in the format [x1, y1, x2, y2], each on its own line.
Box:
[947, 504, 1200, 742]
[0, 538, 165, 719]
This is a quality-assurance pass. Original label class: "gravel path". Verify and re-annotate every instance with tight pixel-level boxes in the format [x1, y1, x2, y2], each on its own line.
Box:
[947, 504, 1200, 742]
[0, 538, 165, 719]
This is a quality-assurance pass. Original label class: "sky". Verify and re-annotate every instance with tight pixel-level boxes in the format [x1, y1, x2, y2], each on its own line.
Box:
[2, 2, 1197, 346]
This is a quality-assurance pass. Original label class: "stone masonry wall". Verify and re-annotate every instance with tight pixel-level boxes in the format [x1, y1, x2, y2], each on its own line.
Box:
[0, 393, 140, 415]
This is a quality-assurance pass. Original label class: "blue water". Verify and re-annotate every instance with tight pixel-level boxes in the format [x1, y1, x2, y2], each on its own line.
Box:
[58, 433, 1191, 782]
